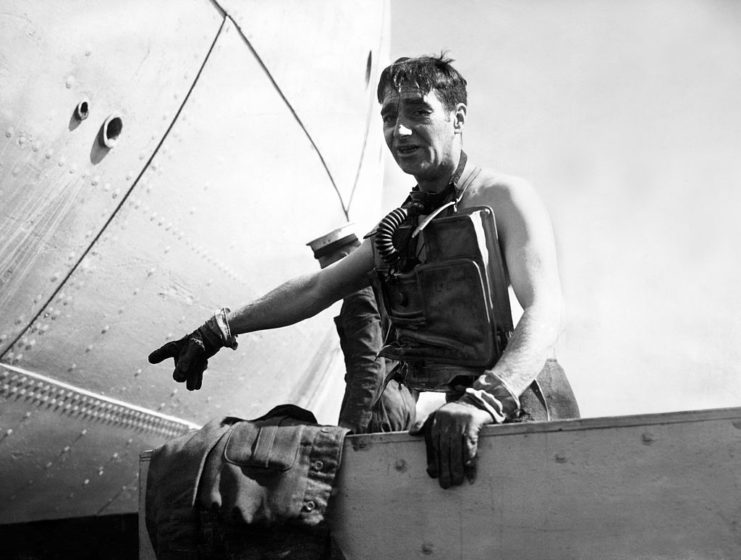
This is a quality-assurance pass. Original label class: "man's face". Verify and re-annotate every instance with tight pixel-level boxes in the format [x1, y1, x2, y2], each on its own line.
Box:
[380, 85, 465, 184]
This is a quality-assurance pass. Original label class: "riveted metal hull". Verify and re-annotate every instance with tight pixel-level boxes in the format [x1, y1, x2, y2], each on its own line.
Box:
[0, 0, 388, 524]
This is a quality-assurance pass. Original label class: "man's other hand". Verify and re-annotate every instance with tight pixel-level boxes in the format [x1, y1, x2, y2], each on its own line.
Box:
[416, 400, 494, 488]
[148, 321, 226, 391]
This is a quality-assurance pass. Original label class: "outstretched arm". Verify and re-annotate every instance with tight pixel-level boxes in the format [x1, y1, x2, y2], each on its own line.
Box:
[149, 238, 375, 390]
[226, 238, 374, 334]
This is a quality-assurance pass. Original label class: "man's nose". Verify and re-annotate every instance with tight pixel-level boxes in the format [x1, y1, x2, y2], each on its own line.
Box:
[395, 121, 412, 137]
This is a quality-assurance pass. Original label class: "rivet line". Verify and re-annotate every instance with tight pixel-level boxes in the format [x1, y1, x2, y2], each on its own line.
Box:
[0, 364, 199, 438]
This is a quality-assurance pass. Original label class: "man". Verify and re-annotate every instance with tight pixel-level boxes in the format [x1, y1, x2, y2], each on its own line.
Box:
[149, 54, 579, 489]
[307, 224, 417, 434]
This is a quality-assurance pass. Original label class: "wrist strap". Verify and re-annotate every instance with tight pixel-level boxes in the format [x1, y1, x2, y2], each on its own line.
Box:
[462, 389, 507, 423]
[212, 308, 238, 350]
[464, 373, 521, 423]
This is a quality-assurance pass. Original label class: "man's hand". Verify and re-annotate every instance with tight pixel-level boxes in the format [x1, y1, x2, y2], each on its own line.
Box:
[416, 400, 495, 489]
[148, 310, 237, 391]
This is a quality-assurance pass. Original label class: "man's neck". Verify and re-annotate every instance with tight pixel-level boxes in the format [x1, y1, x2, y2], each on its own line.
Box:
[416, 150, 464, 193]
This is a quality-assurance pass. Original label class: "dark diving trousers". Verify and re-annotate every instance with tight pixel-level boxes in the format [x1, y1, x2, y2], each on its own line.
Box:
[334, 287, 416, 434]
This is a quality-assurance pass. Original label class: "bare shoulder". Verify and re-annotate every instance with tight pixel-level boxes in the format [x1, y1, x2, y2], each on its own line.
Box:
[464, 168, 542, 211]
[463, 167, 560, 308]
[462, 167, 552, 235]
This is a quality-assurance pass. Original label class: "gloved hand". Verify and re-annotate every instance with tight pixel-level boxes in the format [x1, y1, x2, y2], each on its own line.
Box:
[414, 380, 520, 489]
[148, 309, 237, 391]
[414, 399, 495, 489]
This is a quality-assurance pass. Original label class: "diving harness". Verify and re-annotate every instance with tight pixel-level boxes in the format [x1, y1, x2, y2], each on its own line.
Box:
[371, 152, 515, 392]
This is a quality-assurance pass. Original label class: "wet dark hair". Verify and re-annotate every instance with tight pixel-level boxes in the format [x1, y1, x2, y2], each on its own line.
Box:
[376, 53, 467, 111]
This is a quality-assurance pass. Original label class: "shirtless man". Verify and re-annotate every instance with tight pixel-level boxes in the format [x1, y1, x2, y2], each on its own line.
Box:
[149, 54, 578, 489]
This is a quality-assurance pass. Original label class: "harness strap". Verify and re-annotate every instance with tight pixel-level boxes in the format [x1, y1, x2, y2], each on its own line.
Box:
[413, 165, 482, 237]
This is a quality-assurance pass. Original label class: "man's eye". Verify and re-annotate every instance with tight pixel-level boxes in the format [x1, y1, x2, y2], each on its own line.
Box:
[382, 114, 396, 124]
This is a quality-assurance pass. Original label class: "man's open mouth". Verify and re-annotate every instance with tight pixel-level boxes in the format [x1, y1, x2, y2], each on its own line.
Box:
[397, 145, 419, 155]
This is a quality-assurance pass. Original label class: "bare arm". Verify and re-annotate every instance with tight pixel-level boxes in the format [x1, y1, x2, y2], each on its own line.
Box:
[226, 237, 375, 335]
[476, 177, 562, 396]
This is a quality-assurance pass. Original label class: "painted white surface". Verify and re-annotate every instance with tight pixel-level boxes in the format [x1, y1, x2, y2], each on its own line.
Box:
[332, 407, 741, 560]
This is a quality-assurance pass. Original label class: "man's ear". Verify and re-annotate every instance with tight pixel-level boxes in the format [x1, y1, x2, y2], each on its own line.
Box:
[453, 103, 467, 133]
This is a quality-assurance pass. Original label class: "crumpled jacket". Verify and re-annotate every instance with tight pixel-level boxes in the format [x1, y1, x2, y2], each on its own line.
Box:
[146, 405, 349, 560]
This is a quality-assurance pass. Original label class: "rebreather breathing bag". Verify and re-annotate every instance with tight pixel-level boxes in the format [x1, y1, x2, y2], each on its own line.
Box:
[372, 206, 514, 371]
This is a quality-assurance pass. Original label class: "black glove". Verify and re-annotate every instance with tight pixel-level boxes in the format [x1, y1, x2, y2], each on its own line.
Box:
[415, 399, 495, 488]
[414, 380, 520, 489]
[148, 310, 237, 391]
